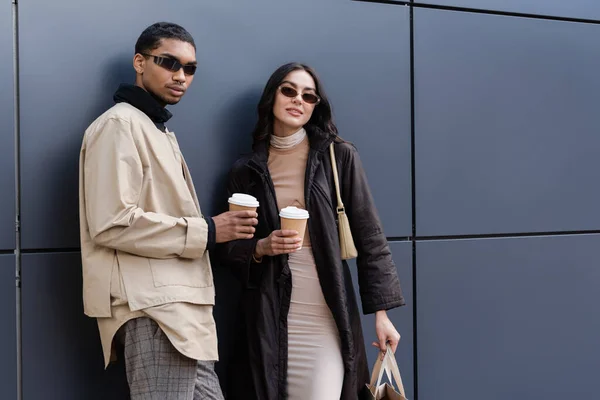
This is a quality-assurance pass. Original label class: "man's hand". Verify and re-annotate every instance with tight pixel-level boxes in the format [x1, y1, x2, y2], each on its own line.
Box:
[254, 230, 302, 258]
[213, 211, 258, 243]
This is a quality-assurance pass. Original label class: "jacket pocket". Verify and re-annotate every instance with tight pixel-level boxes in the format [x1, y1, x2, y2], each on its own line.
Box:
[149, 256, 213, 288]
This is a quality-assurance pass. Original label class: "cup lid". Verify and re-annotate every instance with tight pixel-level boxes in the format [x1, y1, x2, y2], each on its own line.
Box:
[228, 193, 259, 208]
[279, 206, 309, 219]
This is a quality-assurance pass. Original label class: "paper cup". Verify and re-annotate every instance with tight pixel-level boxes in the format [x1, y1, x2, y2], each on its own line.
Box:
[228, 193, 259, 213]
[279, 207, 309, 247]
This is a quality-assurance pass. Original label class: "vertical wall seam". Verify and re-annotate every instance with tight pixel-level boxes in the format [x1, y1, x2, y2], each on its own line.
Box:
[12, 1, 22, 399]
[408, 3, 418, 400]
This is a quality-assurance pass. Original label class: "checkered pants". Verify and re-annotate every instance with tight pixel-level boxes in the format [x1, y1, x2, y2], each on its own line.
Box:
[117, 317, 224, 400]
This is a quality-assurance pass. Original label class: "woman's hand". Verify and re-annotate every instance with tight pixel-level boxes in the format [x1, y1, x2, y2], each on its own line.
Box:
[372, 310, 400, 359]
[254, 230, 302, 258]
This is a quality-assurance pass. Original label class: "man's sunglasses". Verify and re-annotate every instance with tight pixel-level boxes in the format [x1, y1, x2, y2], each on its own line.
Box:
[279, 85, 321, 105]
[142, 54, 197, 76]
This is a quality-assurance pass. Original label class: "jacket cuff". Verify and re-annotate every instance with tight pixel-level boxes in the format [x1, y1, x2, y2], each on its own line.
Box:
[362, 295, 406, 315]
[204, 216, 216, 253]
[181, 217, 208, 259]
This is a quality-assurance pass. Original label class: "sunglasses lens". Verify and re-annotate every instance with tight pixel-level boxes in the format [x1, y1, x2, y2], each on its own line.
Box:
[280, 86, 297, 98]
[302, 93, 320, 104]
[183, 65, 197, 75]
[154, 57, 177, 72]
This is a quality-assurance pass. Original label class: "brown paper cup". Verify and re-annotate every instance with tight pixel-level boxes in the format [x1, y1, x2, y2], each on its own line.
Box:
[280, 217, 308, 248]
[229, 203, 257, 213]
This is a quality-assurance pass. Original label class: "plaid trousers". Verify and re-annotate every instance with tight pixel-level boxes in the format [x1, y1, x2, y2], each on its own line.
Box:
[116, 317, 224, 400]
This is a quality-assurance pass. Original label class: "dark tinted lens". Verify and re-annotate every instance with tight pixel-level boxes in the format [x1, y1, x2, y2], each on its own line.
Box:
[302, 93, 320, 104]
[182, 65, 197, 75]
[155, 56, 179, 72]
[280, 86, 298, 98]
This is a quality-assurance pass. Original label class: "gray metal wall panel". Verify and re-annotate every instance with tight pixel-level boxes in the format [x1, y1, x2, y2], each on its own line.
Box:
[21, 253, 129, 400]
[19, 0, 411, 249]
[0, 255, 16, 400]
[414, 9, 600, 236]
[0, 3, 15, 251]
[414, 0, 600, 20]
[348, 242, 414, 399]
[417, 235, 600, 399]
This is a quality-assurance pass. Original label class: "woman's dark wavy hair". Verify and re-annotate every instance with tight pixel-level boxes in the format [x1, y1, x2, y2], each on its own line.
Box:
[252, 62, 338, 148]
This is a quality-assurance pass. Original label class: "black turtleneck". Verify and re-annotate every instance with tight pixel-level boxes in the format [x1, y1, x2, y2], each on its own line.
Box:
[114, 84, 172, 131]
[113, 84, 216, 252]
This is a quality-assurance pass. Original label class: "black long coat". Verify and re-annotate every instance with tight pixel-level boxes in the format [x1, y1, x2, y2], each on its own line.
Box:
[219, 126, 405, 400]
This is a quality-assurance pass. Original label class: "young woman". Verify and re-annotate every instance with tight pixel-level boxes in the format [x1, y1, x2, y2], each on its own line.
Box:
[221, 63, 405, 400]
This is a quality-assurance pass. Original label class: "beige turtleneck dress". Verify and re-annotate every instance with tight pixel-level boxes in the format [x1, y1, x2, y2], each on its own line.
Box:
[268, 129, 344, 399]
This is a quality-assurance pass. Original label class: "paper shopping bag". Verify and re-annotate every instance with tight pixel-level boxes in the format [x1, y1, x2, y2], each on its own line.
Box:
[365, 344, 408, 400]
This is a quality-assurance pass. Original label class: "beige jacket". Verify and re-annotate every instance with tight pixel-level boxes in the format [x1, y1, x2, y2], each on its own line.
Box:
[79, 102, 215, 318]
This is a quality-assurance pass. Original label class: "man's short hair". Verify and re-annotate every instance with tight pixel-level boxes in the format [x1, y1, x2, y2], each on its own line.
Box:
[135, 22, 196, 55]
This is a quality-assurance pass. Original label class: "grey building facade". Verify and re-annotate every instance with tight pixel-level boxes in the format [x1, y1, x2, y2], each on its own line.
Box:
[1, 0, 599, 398]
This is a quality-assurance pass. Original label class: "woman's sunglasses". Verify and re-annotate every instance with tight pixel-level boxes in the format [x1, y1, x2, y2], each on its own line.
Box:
[279, 85, 321, 105]
[142, 54, 197, 76]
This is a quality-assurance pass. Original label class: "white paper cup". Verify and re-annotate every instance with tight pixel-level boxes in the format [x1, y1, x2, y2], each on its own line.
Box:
[279, 206, 309, 247]
[228, 193, 259, 212]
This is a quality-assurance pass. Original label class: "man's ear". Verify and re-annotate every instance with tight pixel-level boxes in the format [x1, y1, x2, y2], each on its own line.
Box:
[133, 54, 146, 75]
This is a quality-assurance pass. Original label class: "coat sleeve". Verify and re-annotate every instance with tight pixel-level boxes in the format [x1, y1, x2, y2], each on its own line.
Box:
[82, 117, 208, 259]
[339, 143, 406, 314]
[215, 165, 263, 289]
